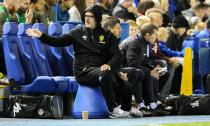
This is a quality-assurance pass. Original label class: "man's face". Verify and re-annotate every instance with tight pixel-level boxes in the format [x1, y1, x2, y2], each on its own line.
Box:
[86, 0, 96, 7]
[123, 0, 133, 8]
[129, 26, 138, 36]
[152, 14, 163, 28]
[63, 0, 74, 9]
[146, 30, 157, 44]
[7, 0, 19, 14]
[176, 27, 187, 37]
[111, 23, 121, 38]
[34, 0, 45, 11]
[19, 0, 30, 12]
[84, 12, 96, 29]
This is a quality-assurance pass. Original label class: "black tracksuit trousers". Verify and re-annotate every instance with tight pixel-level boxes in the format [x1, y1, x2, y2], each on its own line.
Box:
[118, 67, 144, 103]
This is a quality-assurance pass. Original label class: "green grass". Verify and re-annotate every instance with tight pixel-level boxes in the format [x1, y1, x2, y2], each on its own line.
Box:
[132, 122, 210, 126]
[157, 122, 210, 126]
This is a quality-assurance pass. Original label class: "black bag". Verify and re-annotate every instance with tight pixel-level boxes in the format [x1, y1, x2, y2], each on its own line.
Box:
[7, 95, 63, 118]
[164, 95, 180, 115]
[165, 95, 210, 115]
[0, 98, 9, 117]
[179, 95, 210, 115]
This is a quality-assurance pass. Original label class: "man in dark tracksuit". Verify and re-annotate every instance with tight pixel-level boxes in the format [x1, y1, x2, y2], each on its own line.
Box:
[119, 23, 170, 116]
[26, 5, 134, 118]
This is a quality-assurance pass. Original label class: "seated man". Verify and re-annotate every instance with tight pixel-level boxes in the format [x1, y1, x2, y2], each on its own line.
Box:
[120, 23, 171, 116]
[26, 5, 141, 118]
[102, 16, 151, 116]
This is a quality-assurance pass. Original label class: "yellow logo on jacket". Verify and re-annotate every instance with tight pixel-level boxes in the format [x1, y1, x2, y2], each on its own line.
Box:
[99, 35, 105, 44]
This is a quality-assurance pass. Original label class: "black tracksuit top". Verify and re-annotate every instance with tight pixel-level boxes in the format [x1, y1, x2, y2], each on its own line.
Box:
[40, 25, 121, 76]
[119, 34, 155, 76]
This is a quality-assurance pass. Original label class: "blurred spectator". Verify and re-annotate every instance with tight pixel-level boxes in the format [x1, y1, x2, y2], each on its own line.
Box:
[15, 0, 30, 23]
[168, 0, 176, 20]
[146, 8, 171, 27]
[166, 15, 189, 95]
[112, 0, 139, 22]
[102, 16, 121, 39]
[196, 18, 210, 38]
[110, 0, 118, 12]
[174, 0, 191, 13]
[158, 0, 172, 27]
[182, 0, 200, 20]
[56, 0, 73, 21]
[157, 27, 182, 98]
[195, 21, 207, 31]
[126, 19, 138, 36]
[25, 0, 48, 25]
[0, 0, 17, 36]
[97, 0, 114, 16]
[85, 0, 96, 8]
[136, 15, 151, 29]
[68, 0, 81, 22]
[167, 15, 189, 51]
[43, 0, 57, 23]
[145, 7, 163, 16]
[192, 1, 209, 21]
[137, 0, 155, 15]
[187, 17, 206, 36]
[147, 11, 163, 28]
[0, 0, 21, 75]
[190, 16, 202, 27]
[158, 27, 184, 57]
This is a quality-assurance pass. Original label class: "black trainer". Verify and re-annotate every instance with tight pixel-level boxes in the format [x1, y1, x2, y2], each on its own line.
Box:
[151, 105, 170, 116]
[139, 107, 152, 117]
[158, 103, 173, 112]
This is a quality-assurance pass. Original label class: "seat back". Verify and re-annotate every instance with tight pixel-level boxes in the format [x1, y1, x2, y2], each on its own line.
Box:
[17, 23, 39, 83]
[193, 37, 210, 93]
[62, 23, 76, 75]
[62, 23, 76, 56]
[31, 23, 53, 76]
[47, 22, 68, 76]
[120, 23, 129, 42]
[2, 22, 25, 84]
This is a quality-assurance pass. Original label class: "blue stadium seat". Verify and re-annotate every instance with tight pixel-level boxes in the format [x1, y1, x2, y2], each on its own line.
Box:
[72, 85, 109, 119]
[59, 21, 82, 26]
[62, 23, 78, 92]
[193, 37, 210, 94]
[62, 23, 76, 59]
[120, 23, 129, 42]
[2, 22, 25, 84]
[62, 23, 76, 75]
[31, 23, 52, 76]
[3, 22, 56, 93]
[17, 23, 38, 83]
[47, 22, 68, 76]
[32, 23, 71, 93]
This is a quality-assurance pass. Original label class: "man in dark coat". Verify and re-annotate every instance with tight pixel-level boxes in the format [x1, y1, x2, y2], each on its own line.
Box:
[26, 5, 141, 118]
[120, 23, 171, 116]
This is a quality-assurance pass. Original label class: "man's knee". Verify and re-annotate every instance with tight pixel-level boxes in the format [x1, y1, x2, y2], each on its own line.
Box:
[100, 71, 116, 81]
